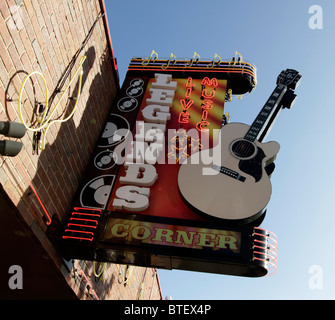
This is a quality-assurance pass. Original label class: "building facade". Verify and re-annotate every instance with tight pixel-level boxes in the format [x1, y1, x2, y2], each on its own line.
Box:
[0, 0, 162, 300]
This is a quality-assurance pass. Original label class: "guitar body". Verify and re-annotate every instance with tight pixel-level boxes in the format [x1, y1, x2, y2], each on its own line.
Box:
[178, 122, 280, 224]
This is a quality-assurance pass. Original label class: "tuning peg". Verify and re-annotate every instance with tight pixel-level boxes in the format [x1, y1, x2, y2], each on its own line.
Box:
[280, 89, 297, 109]
[290, 74, 302, 90]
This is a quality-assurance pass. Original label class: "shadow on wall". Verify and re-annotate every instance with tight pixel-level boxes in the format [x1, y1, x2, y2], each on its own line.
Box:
[2, 43, 116, 299]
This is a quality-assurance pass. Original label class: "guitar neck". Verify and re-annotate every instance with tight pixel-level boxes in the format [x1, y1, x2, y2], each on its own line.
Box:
[244, 84, 287, 142]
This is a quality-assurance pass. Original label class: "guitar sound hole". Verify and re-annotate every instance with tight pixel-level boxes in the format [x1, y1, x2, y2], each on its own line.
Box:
[231, 139, 257, 159]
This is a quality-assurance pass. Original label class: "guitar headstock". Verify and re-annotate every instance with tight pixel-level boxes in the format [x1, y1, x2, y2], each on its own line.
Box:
[277, 69, 301, 90]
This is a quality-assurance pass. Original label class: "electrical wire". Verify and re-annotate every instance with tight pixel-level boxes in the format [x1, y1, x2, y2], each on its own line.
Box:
[138, 268, 148, 300]
[17, 12, 106, 152]
[78, 269, 99, 300]
[18, 55, 86, 151]
[93, 261, 106, 279]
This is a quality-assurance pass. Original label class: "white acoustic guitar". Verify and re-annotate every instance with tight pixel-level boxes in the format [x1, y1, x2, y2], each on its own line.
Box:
[178, 69, 301, 225]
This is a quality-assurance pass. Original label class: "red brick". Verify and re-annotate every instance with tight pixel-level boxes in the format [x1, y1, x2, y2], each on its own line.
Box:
[0, 1, 9, 20]
[27, 163, 36, 180]
[37, 180, 51, 207]
[68, 14, 79, 48]
[62, 168, 74, 193]
[19, 27, 35, 64]
[17, 149, 31, 170]
[0, 84, 7, 113]
[40, 25, 55, 59]
[20, 51, 32, 72]
[7, 42, 22, 71]
[58, 22, 69, 52]
[31, 0, 45, 29]
[37, 163, 52, 187]
[31, 38, 46, 72]
[40, 1, 53, 35]
[4, 179, 20, 205]
[0, 38, 14, 73]
[22, 16, 36, 43]
[19, 92, 39, 127]
[73, 3, 84, 41]
[50, 11, 62, 46]
[0, 108, 6, 123]
[30, 14, 45, 51]
[41, 50, 55, 82]
[55, 185, 68, 208]
[0, 15, 12, 47]
[6, 18, 25, 57]
[49, 33, 62, 71]
[24, 1, 35, 20]
[58, 3, 68, 31]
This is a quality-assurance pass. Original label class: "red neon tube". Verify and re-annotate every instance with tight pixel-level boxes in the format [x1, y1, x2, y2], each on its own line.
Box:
[73, 207, 102, 212]
[62, 235, 94, 241]
[69, 217, 99, 225]
[16, 158, 52, 225]
[67, 223, 97, 229]
[78, 270, 100, 300]
[72, 212, 101, 218]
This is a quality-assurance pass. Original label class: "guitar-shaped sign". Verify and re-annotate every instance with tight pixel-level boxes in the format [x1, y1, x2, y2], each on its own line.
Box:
[178, 69, 301, 225]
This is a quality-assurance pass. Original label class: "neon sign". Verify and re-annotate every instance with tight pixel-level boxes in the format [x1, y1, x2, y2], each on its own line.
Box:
[178, 77, 218, 132]
[178, 77, 194, 124]
[104, 218, 241, 253]
[167, 130, 203, 163]
[62, 207, 102, 241]
[111, 74, 177, 212]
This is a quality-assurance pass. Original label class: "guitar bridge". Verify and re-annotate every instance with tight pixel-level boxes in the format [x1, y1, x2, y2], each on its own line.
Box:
[212, 165, 246, 182]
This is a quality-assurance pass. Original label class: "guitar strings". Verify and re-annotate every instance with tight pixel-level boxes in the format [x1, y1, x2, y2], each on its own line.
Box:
[238, 110, 267, 158]
[234, 122, 260, 159]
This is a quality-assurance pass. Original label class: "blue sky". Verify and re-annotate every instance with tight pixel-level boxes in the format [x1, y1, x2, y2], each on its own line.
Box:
[106, 0, 335, 299]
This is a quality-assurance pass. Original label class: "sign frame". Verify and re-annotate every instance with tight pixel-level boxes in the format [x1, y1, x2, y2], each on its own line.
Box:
[50, 55, 278, 277]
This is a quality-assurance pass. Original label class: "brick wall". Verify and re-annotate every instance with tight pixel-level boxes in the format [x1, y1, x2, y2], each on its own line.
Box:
[0, 0, 162, 300]
[67, 260, 162, 300]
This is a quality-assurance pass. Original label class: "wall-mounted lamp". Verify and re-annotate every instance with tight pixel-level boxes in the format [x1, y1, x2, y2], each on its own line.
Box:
[0, 121, 26, 156]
